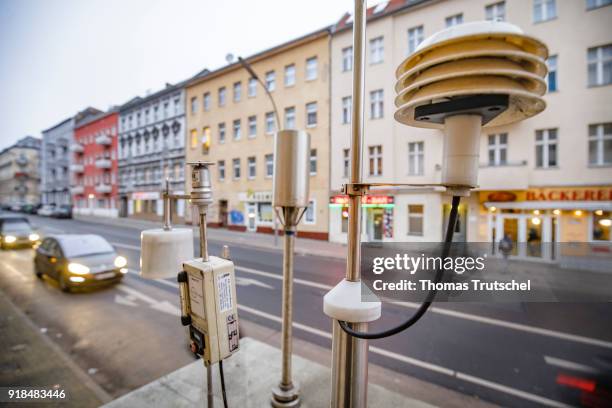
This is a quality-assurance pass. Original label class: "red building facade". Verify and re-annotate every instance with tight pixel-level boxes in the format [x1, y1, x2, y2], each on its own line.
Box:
[71, 110, 119, 217]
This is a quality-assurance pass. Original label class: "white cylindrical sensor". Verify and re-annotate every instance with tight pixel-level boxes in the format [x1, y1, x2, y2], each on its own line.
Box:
[441, 114, 482, 189]
[272, 130, 311, 209]
[140, 228, 194, 280]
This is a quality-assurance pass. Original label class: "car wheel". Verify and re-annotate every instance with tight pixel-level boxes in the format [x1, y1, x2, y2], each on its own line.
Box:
[34, 262, 43, 279]
[58, 273, 71, 293]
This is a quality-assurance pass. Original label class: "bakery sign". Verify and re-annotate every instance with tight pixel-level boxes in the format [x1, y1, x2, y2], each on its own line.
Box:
[480, 186, 612, 203]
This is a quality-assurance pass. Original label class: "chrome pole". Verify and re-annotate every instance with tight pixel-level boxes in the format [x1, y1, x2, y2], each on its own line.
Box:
[331, 0, 368, 407]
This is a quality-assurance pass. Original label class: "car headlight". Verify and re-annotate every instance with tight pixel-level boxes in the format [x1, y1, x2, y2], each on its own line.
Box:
[114, 256, 127, 268]
[4, 235, 16, 243]
[68, 263, 90, 275]
[29, 233, 40, 241]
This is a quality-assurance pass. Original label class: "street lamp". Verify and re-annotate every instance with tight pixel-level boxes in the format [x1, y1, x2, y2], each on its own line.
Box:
[237, 55, 281, 247]
[323, 1, 549, 407]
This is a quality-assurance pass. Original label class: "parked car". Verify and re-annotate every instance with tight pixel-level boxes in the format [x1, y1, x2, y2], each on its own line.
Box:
[51, 204, 73, 219]
[34, 234, 128, 292]
[1, 203, 12, 211]
[37, 204, 56, 217]
[20, 204, 39, 214]
[9, 204, 21, 212]
[0, 215, 40, 249]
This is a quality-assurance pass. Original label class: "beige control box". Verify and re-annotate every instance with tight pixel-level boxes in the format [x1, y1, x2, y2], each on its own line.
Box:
[182, 256, 239, 365]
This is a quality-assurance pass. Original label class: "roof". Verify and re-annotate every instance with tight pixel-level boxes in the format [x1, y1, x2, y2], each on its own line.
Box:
[118, 78, 193, 113]
[186, 26, 331, 88]
[332, 0, 433, 33]
[42, 107, 102, 134]
[0, 136, 41, 156]
[74, 107, 119, 130]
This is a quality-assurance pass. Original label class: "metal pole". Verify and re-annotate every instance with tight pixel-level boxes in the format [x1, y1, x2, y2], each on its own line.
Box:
[331, 1, 368, 407]
[199, 211, 209, 262]
[206, 363, 213, 408]
[272, 208, 300, 407]
[163, 179, 171, 230]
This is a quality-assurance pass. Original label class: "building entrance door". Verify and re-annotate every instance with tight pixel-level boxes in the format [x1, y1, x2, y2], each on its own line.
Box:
[246, 204, 257, 232]
[219, 200, 228, 227]
[493, 213, 553, 260]
[372, 209, 384, 241]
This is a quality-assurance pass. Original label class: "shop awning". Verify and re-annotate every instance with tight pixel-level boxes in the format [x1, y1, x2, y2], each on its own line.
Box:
[484, 201, 612, 210]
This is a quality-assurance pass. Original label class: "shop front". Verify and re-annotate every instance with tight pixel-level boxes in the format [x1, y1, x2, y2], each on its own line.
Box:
[238, 190, 275, 233]
[129, 190, 186, 221]
[329, 195, 395, 242]
[479, 186, 612, 263]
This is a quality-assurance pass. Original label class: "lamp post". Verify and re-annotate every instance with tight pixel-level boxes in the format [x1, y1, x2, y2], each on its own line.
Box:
[237, 56, 281, 246]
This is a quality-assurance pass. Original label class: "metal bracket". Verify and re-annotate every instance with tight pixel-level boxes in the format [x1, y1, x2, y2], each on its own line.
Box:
[342, 183, 369, 196]
[342, 182, 477, 195]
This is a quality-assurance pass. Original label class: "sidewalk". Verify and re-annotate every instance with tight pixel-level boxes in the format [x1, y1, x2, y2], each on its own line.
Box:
[74, 214, 347, 259]
[0, 292, 111, 407]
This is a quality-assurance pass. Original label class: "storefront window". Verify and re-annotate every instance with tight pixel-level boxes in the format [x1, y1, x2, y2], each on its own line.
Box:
[407, 204, 424, 236]
[258, 203, 273, 223]
[592, 210, 611, 241]
[341, 208, 349, 233]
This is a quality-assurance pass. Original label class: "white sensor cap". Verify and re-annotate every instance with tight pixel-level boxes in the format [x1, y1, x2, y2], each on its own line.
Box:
[140, 228, 194, 280]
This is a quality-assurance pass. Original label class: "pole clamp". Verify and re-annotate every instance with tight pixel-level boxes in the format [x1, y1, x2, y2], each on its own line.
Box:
[342, 183, 369, 197]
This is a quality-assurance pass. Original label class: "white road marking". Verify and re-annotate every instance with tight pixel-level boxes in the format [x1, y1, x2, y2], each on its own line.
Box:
[237, 305, 571, 408]
[544, 355, 600, 374]
[114, 294, 139, 307]
[236, 266, 332, 291]
[0, 261, 30, 282]
[116, 284, 180, 316]
[236, 276, 274, 290]
[110, 242, 141, 251]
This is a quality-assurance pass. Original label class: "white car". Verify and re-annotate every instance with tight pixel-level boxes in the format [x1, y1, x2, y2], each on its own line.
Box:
[37, 205, 56, 217]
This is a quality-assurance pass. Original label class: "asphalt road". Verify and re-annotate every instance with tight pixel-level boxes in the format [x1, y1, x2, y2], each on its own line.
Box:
[2, 213, 612, 407]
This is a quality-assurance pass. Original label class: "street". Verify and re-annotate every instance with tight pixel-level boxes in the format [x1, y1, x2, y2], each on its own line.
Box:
[2, 213, 612, 407]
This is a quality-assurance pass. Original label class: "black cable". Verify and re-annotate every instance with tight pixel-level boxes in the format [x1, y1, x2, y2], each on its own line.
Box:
[338, 195, 462, 340]
[219, 360, 229, 408]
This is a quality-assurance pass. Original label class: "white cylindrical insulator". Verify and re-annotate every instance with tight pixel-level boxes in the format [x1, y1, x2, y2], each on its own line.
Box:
[140, 228, 194, 279]
[442, 114, 482, 188]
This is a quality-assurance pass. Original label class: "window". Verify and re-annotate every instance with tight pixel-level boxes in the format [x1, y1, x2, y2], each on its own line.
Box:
[202, 126, 211, 154]
[407, 26, 424, 54]
[233, 81, 241, 102]
[368, 145, 383, 176]
[265, 112, 275, 134]
[305, 200, 316, 224]
[258, 203, 274, 223]
[485, 1, 506, 21]
[342, 47, 353, 72]
[407, 205, 424, 236]
[445, 13, 463, 27]
[248, 78, 257, 97]
[248, 115, 257, 138]
[487, 133, 508, 166]
[343, 148, 350, 178]
[190, 129, 198, 149]
[535, 128, 558, 168]
[232, 158, 240, 179]
[547, 55, 558, 92]
[306, 57, 318, 80]
[588, 123, 612, 165]
[370, 90, 384, 119]
[218, 122, 226, 144]
[265, 154, 274, 177]
[370, 36, 384, 64]
[219, 87, 226, 106]
[342, 96, 352, 124]
[587, 45, 612, 87]
[306, 102, 317, 127]
[190, 97, 197, 114]
[233, 119, 241, 140]
[309, 149, 317, 175]
[586, 0, 612, 10]
[285, 64, 296, 86]
[247, 156, 256, 179]
[534, 0, 556, 22]
[218, 160, 225, 181]
[203, 92, 211, 111]
[592, 210, 611, 241]
[265, 71, 276, 91]
[408, 142, 424, 175]
[284, 107, 296, 129]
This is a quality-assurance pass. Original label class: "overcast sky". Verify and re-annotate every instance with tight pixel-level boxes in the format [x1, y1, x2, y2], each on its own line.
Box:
[0, 0, 362, 150]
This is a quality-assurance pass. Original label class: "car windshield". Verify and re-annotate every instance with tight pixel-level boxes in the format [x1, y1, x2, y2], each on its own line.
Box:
[2, 219, 32, 233]
[59, 235, 115, 258]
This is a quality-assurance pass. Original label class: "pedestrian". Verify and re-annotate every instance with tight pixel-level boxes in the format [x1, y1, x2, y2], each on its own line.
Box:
[499, 233, 514, 272]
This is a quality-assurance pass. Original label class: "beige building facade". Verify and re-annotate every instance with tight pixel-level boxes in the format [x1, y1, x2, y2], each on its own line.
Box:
[185, 29, 331, 240]
[0, 136, 41, 206]
[329, 0, 612, 261]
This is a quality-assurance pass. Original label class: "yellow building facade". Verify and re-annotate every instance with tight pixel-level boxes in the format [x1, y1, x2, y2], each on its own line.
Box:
[185, 29, 331, 240]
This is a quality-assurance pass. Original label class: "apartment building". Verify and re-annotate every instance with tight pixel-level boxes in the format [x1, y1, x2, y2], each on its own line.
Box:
[0, 136, 41, 206]
[40, 108, 100, 205]
[329, 0, 612, 261]
[71, 109, 120, 217]
[185, 28, 331, 240]
[117, 82, 188, 221]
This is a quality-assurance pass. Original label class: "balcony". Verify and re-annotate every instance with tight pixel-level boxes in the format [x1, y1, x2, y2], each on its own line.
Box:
[70, 143, 84, 153]
[95, 183, 112, 194]
[95, 135, 112, 146]
[70, 163, 84, 173]
[71, 185, 84, 195]
[477, 161, 529, 191]
[95, 158, 112, 169]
